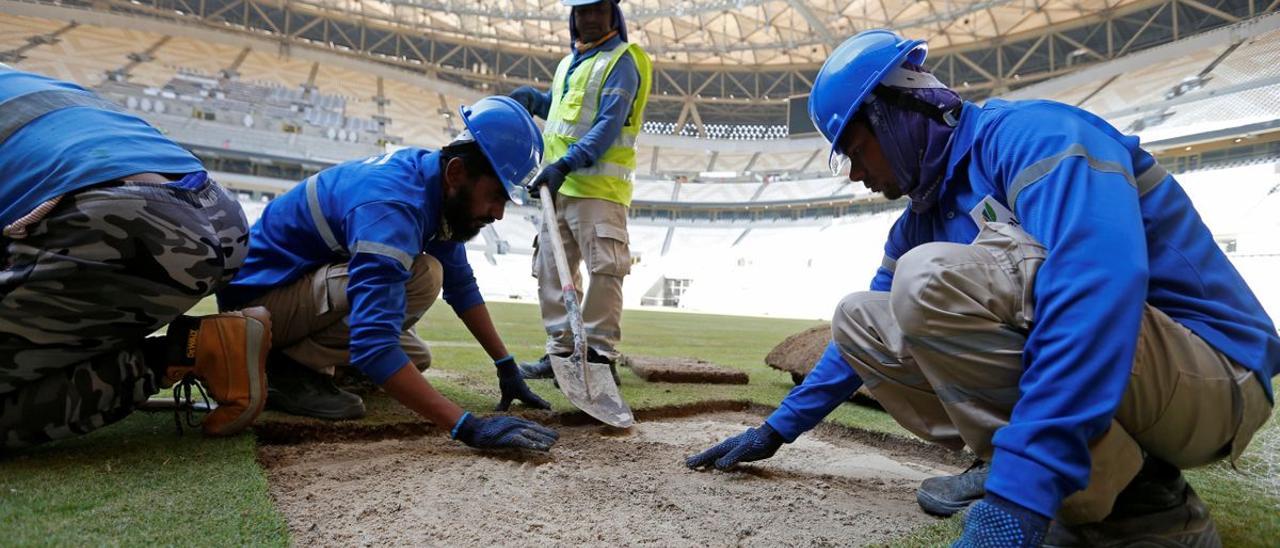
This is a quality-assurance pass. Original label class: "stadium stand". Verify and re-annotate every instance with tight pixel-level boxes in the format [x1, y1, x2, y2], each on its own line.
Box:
[4, 12, 1278, 320]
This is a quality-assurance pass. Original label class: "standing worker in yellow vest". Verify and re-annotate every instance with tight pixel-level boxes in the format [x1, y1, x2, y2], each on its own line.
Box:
[509, 0, 652, 382]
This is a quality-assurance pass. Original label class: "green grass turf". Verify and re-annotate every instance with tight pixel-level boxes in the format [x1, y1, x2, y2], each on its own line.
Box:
[2, 299, 1277, 545]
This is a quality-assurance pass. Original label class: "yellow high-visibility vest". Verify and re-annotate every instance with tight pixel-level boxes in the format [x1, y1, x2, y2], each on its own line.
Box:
[543, 42, 652, 207]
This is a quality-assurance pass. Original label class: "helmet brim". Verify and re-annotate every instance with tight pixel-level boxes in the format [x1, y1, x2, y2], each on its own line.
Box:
[819, 39, 927, 170]
[458, 101, 537, 206]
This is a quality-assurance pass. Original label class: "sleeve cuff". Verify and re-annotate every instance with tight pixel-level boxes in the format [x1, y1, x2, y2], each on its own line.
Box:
[986, 448, 1073, 519]
[361, 346, 413, 384]
[446, 290, 484, 315]
[764, 412, 804, 443]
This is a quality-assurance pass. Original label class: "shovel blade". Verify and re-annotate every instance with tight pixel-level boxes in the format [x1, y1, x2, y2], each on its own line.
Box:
[550, 354, 634, 428]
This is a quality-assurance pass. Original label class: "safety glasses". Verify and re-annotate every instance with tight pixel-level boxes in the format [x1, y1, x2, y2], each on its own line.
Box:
[828, 132, 864, 178]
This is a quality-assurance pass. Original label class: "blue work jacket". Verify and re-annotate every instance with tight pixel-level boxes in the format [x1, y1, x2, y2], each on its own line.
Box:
[219, 149, 483, 383]
[768, 99, 1279, 519]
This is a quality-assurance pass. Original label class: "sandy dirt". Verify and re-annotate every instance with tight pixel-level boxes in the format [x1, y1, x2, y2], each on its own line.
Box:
[623, 355, 750, 384]
[259, 412, 955, 547]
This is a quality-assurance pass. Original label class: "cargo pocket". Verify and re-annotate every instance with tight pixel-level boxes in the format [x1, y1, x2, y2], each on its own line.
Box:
[1132, 368, 1236, 468]
[589, 223, 631, 277]
[559, 89, 585, 124]
[314, 263, 351, 317]
[974, 222, 1046, 328]
[1228, 370, 1272, 464]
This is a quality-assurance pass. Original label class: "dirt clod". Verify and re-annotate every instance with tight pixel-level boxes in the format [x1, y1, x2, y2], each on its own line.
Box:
[766, 324, 879, 404]
[622, 355, 749, 384]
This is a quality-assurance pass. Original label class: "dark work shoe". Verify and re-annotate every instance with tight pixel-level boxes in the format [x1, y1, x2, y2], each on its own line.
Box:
[1044, 459, 1221, 547]
[265, 352, 366, 420]
[519, 354, 555, 380]
[587, 348, 621, 386]
[917, 460, 989, 517]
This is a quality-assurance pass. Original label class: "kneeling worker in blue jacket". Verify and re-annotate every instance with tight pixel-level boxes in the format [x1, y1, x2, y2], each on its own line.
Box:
[688, 30, 1277, 546]
[218, 97, 559, 452]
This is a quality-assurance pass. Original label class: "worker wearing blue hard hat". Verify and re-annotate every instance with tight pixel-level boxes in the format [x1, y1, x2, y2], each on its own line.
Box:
[508, 0, 653, 385]
[689, 29, 1277, 546]
[217, 96, 560, 452]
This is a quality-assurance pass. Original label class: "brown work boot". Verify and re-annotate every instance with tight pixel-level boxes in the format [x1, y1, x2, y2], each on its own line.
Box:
[162, 307, 272, 436]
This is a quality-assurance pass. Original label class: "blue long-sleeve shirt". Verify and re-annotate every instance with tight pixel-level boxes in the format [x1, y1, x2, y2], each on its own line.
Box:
[0, 68, 204, 227]
[876, 99, 1279, 518]
[765, 341, 865, 442]
[770, 98, 1279, 520]
[218, 148, 484, 383]
[521, 35, 639, 173]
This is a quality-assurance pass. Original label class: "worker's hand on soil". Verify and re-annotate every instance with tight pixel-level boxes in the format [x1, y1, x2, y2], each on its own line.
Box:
[953, 494, 1050, 548]
[527, 163, 568, 195]
[451, 412, 560, 451]
[685, 423, 784, 470]
[494, 356, 552, 411]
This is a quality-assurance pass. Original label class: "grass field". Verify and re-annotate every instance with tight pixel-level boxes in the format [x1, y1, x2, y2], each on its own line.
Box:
[1, 300, 1277, 546]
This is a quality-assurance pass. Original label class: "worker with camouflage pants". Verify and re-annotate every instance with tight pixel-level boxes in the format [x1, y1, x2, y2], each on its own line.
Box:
[0, 67, 271, 448]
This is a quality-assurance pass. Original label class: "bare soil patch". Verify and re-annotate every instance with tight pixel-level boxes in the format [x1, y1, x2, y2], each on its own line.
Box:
[259, 412, 956, 546]
[622, 355, 750, 384]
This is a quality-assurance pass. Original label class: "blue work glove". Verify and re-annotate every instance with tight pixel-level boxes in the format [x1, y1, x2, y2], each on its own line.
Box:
[685, 423, 785, 470]
[527, 162, 569, 196]
[495, 356, 551, 411]
[953, 494, 1050, 548]
[450, 411, 560, 451]
[509, 85, 541, 114]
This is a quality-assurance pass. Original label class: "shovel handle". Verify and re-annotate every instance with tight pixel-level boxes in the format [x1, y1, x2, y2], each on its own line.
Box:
[538, 185, 592, 395]
[538, 185, 577, 296]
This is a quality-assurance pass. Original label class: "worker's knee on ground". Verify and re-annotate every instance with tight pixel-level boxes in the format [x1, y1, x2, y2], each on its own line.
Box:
[889, 242, 970, 336]
[587, 223, 631, 277]
[405, 254, 443, 314]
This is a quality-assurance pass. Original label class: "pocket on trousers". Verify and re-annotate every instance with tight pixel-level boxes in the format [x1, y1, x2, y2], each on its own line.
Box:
[974, 222, 1046, 326]
[589, 222, 631, 277]
[314, 264, 350, 316]
[1133, 368, 1236, 468]
[1228, 370, 1272, 463]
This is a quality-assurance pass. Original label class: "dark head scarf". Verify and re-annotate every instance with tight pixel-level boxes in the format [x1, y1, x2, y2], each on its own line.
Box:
[569, 0, 627, 44]
[863, 63, 964, 213]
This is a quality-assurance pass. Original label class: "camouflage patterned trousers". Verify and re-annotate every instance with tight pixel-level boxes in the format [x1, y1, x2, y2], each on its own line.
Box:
[0, 177, 248, 448]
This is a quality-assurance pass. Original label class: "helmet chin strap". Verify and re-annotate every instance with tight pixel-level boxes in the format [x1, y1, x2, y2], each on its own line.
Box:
[872, 66, 961, 127]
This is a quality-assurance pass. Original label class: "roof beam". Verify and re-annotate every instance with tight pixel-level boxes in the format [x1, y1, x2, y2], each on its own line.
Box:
[784, 0, 835, 44]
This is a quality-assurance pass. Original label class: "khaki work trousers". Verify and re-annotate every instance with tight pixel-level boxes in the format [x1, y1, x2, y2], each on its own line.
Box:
[534, 195, 631, 359]
[246, 254, 443, 376]
[832, 222, 1272, 524]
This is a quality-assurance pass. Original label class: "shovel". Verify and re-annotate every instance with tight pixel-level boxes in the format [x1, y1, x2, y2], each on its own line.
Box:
[537, 184, 634, 428]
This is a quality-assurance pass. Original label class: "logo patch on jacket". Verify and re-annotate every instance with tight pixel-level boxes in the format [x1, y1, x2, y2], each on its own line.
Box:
[968, 195, 1019, 227]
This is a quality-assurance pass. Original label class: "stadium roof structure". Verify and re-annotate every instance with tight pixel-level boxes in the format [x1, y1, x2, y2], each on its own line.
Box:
[6, 0, 1274, 131]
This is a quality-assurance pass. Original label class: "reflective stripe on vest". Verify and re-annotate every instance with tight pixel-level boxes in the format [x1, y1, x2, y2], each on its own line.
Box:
[547, 44, 632, 140]
[576, 161, 635, 181]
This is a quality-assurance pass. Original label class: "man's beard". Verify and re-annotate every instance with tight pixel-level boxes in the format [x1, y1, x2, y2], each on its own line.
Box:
[441, 185, 487, 243]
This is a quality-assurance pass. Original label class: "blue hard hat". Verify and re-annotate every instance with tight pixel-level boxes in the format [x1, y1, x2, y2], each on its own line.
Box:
[809, 30, 927, 159]
[458, 96, 544, 205]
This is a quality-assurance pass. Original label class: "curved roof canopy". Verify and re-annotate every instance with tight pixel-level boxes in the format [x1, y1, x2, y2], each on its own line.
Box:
[306, 0, 1174, 66]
